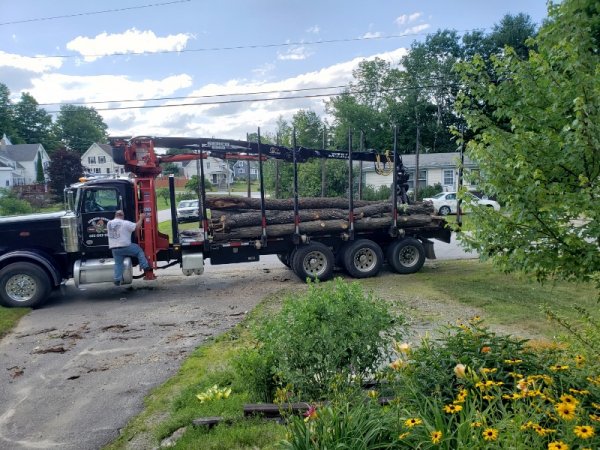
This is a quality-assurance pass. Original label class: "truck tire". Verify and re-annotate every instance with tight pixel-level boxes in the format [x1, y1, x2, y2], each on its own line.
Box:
[292, 242, 334, 282]
[386, 238, 426, 274]
[0, 262, 52, 308]
[341, 239, 383, 279]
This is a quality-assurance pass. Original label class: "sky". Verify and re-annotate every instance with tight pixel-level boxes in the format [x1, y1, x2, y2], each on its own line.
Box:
[0, 0, 550, 140]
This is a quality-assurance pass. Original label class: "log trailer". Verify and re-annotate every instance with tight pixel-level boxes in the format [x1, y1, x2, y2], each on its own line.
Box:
[0, 133, 450, 308]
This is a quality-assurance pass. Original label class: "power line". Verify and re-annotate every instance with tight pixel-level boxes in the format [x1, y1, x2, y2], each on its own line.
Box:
[37, 85, 351, 106]
[0, 0, 192, 26]
[28, 30, 482, 60]
[44, 82, 461, 114]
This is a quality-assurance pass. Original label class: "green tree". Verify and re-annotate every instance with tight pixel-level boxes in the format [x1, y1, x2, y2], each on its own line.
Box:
[0, 83, 20, 142]
[455, 0, 600, 288]
[46, 148, 84, 195]
[36, 152, 45, 183]
[14, 92, 58, 151]
[161, 162, 180, 176]
[55, 105, 108, 154]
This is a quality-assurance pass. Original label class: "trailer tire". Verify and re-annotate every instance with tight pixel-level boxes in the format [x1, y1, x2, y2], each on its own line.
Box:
[341, 239, 383, 279]
[0, 262, 51, 308]
[386, 238, 426, 274]
[292, 242, 334, 282]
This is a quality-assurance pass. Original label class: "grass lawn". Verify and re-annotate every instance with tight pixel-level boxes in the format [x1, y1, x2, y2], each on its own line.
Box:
[0, 307, 30, 339]
[105, 260, 598, 449]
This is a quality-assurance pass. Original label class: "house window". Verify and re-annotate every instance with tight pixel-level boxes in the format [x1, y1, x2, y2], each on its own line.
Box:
[407, 170, 427, 190]
[94, 168, 101, 173]
[206, 162, 210, 169]
[5, 180, 9, 186]
[88, 156, 96, 164]
[443, 169, 454, 186]
[98, 156, 106, 164]
[106, 168, 110, 173]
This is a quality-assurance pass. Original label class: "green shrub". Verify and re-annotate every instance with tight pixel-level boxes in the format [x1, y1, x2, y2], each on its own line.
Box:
[362, 184, 392, 201]
[234, 279, 404, 402]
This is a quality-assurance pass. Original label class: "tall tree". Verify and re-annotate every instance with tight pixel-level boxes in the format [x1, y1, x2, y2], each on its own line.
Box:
[46, 149, 84, 195]
[0, 83, 20, 142]
[14, 92, 58, 151]
[455, 0, 600, 289]
[55, 105, 108, 154]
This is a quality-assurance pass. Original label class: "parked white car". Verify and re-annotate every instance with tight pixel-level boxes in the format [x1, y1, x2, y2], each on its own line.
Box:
[423, 191, 500, 216]
[176, 199, 199, 223]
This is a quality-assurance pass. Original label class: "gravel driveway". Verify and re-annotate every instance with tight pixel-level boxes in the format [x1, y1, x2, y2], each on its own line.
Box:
[0, 236, 474, 450]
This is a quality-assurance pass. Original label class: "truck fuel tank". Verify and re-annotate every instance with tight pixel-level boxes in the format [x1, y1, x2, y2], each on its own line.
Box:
[74, 257, 133, 287]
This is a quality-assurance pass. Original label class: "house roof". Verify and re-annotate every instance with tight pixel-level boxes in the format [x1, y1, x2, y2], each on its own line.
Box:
[0, 144, 43, 162]
[97, 143, 113, 156]
[364, 152, 476, 171]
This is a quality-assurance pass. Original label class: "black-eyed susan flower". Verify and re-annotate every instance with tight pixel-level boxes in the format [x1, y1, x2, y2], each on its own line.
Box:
[398, 432, 410, 439]
[502, 392, 522, 401]
[504, 358, 523, 365]
[430, 430, 442, 444]
[590, 414, 600, 422]
[575, 355, 585, 366]
[443, 403, 462, 414]
[480, 367, 497, 374]
[550, 364, 569, 372]
[569, 388, 590, 395]
[471, 421, 483, 428]
[555, 402, 576, 421]
[559, 394, 579, 405]
[548, 441, 569, 450]
[404, 417, 422, 428]
[482, 428, 498, 441]
[574, 425, 595, 439]
[587, 375, 600, 386]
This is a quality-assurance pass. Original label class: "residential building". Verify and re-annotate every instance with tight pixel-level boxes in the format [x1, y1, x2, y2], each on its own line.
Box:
[232, 160, 259, 181]
[182, 157, 233, 189]
[363, 152, 479, 192]
[0, 134, 50, 186]
[81, 143, 125, 176]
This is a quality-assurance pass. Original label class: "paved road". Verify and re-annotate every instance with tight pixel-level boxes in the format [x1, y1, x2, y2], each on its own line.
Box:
[0, 228, 474, 449]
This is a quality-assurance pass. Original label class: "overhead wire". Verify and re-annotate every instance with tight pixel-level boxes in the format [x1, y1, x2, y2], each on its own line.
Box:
[0, 0, 192, 26]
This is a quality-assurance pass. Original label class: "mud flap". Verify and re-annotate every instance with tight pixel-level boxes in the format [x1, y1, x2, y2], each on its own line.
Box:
[422, 239, 436, 259]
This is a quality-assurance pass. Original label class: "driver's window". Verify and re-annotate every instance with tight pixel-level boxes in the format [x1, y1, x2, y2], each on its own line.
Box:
[83, 189, 119, 213]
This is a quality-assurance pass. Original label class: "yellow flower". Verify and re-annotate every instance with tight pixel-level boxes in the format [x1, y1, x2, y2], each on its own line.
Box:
[574, 425, 595, 439]
[504, 358, 523, 364]
[592, 402, 600, 410]
[502, 392, 522, 401]
[304, 405, 318, 422]
[398, 432, 410, 439]
[404, 417, 422, 428]
[589, 414, 600, 422]
[481, 367, 498, 374]
[389, 359, 405, 371]
[367, 390, 378, 399]
[509, 371, 524, 379]
[471, 421, 483, 428]
[454, 363, 466, 378]
[587, 375, 600, 386]
[575, 355, 585, 365]
[430, 430, 442, 444]
[482, 428, 498, 441]
[534, 426, 556, 436]
[555, 402, 576, 421]
[569, 388, 590, 395]
[548, 441, 569, 450]
[550, 364, 569, 371]
[393, 340, 411, 354]
[559, 394, 579, 405]
[443, 403, 463, 414]
[483, 394, 495, 401]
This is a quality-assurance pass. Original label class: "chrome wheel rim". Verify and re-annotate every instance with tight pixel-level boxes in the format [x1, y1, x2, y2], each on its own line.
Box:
[398, 246, 419, 267]
[5, 274, 37, 302]
[353, 248, 377, 272]
[301, 251, 328, 277]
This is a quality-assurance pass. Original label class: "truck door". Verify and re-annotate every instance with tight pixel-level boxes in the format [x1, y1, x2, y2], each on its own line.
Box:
[80, 187, 120, 249]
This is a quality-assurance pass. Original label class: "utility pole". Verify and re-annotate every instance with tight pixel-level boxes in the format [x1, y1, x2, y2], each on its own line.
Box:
[321, 127, 326, 197]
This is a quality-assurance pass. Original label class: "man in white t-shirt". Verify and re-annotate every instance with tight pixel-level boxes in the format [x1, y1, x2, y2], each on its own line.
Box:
[107, 210, 156, 285]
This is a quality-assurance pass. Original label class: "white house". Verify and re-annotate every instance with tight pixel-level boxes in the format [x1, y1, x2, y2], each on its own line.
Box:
[81, 143, 125, 176]
[182, 157, 233, 188]
[0, 135, 51, 186]
[363, 152, 479, 192]
[232, 160, 259, 181]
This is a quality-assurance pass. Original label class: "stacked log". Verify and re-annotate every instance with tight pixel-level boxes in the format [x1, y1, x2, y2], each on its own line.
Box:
[203, 196, 440, 241]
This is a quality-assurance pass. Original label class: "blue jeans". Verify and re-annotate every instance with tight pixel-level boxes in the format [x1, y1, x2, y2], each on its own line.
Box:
[112, 244, 151, 282]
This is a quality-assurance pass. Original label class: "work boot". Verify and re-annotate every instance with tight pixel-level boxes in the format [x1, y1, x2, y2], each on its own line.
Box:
[143, 268, 157, 280]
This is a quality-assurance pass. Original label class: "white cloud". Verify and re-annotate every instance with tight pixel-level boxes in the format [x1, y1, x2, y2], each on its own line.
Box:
[404, 24, 430, 35]
[66, 28, 194, 62]
[0, 51, 63, 72]
[361, 31, 383, 39]
[306, 25, 320, 34]
[395, 12, 422, 26]
[277, 46, 313, 61]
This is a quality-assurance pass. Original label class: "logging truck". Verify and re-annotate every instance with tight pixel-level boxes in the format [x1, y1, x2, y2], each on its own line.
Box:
[0, 134, 450, 308]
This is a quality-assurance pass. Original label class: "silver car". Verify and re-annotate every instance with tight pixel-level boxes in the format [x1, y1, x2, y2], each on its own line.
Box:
[176, 200, 199, 223]
[423, 191, 500, 216]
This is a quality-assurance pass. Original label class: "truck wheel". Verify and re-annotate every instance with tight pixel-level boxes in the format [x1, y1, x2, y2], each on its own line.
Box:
[341, 239, 383, 278]
[0, 262, 51, 308]
[386, 238, 426, 274]
[292, 242, 334, 282]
